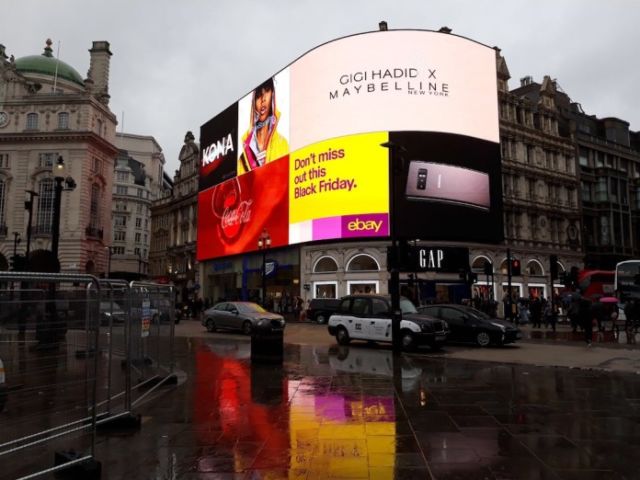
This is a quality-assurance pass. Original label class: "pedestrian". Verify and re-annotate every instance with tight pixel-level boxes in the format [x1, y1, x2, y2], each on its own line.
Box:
[579, 296, 594, 346]
[530, 297, 542, 328]
[567, 295, 580, 333]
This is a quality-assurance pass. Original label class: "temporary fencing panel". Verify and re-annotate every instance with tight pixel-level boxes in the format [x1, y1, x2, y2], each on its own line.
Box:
[0, 274, 177, 479]
[0, 272, 101, 479]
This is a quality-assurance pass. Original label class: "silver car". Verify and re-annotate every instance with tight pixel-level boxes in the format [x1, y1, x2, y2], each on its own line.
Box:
[202, 301, 285, 335]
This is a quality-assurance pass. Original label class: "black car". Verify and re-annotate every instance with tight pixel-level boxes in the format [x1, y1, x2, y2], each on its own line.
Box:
[306, 298, 341, 324]
[418, 304, 521, 347]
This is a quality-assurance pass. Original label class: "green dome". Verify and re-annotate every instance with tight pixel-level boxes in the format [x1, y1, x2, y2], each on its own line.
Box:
[14, 40, 84, 87]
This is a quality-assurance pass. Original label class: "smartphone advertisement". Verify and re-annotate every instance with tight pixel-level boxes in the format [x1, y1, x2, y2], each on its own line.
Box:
[197, 29, 501, 261]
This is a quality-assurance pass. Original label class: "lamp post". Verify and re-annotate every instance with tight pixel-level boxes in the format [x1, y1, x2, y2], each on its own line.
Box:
[51, 156, 76, 268]
[257, 228, 271, 308]
[24, 189, 39, 263]
[381, 141, 406, 352]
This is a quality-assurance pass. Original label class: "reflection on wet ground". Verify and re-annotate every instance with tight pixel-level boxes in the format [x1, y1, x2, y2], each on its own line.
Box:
[116, 339, 640, 479]
[6, 336, 640, 479]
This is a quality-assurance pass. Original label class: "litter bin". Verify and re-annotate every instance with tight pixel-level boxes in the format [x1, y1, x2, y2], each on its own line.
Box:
[251, 318, 285, 364]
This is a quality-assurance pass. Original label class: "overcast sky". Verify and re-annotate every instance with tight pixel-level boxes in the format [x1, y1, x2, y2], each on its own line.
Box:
[3, 0, 638, 174]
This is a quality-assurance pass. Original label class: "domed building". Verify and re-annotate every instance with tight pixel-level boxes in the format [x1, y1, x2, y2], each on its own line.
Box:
[0, 39, 118, 273]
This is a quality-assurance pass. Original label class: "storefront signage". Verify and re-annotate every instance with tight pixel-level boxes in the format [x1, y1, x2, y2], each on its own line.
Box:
[396, 246, 469, 273]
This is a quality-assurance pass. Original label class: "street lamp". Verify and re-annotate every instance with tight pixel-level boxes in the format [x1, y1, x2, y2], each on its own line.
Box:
[381, 141, 406, 352]
[51, 156, 77, 266]
[257, 228, 271, 308]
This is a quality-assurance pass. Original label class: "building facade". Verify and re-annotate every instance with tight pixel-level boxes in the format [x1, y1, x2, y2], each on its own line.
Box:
[149, 131, 198, 301]
[0, 39, 117, 274]
[110, 133, 166, 278]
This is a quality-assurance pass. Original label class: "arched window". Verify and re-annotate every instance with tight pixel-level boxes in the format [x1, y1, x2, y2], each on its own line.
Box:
[527, 260, 544, 276]
[346, 254, 379, 272]
[313, 256, 338, 273]
[26, 113, 38, 130]
[0, 179, 6, 228]
[499, 259, 509, 275]
[36, 178, 54, 233]
[471, 256, 491, 273]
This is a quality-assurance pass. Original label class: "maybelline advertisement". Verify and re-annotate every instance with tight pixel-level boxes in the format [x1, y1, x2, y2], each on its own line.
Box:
[197, 29, 502, 261]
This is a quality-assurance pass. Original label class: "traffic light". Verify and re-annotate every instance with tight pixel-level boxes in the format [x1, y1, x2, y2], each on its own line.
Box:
[550, 255, 558, 280]
[510, 258, 521, 276]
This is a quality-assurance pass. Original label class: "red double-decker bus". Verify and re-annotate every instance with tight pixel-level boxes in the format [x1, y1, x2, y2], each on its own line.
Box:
[577, 269, 615, 299]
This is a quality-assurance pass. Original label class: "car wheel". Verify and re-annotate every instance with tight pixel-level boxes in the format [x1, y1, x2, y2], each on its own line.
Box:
[205, 318, 216, 332]
[431, 343, 444, 351]
[316, 314, 327, 324]
[336, 326, 350, 345]
[476, 331, 491, 347]
[242, 321, 253, 336]
[401, 331, 417, 352]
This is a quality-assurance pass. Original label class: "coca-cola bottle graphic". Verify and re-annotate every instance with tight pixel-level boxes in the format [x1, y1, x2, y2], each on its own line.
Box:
[211, 177, 252, 243]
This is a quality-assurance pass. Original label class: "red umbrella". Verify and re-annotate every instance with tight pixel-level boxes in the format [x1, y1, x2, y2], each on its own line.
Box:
[599, 296, 619, 304]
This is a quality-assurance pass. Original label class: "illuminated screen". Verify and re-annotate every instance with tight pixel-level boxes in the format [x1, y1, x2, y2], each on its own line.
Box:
[197, 30, 501, 261]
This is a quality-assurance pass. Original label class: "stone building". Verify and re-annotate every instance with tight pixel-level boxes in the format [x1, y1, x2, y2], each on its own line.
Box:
[149, 131, 198, 301]
[0, 39, 117, 273]
[110, 133, 166, 278]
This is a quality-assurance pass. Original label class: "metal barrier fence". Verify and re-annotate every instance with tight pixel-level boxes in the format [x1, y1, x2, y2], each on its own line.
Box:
[0, 273, 177, 479]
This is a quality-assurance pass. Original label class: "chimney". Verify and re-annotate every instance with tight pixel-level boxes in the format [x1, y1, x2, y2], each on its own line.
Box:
[379, 21, 388, 31]
[88, 41, 112, 105]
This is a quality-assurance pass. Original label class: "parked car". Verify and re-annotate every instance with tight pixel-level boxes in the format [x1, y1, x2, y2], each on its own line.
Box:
[417, 304, 521, 347]
[327, 294, 449, 351]
[0, 356, 6, 412]
[202, 301, 285, 335]
[99, 301, 126, 326]
[306, 298, 341, 323]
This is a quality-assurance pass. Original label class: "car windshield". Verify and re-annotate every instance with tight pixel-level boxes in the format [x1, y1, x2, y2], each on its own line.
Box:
[400, 298, 418, 314]
[236, 303, 267, 314]
[464, 307, 492, 320]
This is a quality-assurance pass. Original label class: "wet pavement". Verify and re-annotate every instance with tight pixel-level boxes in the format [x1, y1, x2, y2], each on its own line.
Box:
[73, 336, 640, 478]
[3, 325, 640, 479]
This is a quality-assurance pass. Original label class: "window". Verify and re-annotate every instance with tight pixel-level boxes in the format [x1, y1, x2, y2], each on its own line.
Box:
[26, 113, 38, 129]
[112, 246, 125, 255]
[144, 219, 148, 229]
[143, 234, 147, 244]
[137, 188, 143, 198]
[596, 151, 604, 168]
[348, 281, 378, 294]
[313, 256, 338, 273]
[582, 183, 592, 202]
[39, 152, 58, 168]
[114, 215, 126, 227]
[135, 232, 141, 243]
[135, 217, 142, 228]
[600, 216, 610, 246]
[595, 178, 608, 202]
[90, 184, 100, 228]
[115, 202, 127, 211]
[92, 158, 102, 175]
[579, 147, 589, 167]
[116, 186, 127, 195]
[114, 230, 126, 241]
[610, 178, 618, 203]
[0, 153, 9, 169]
[116, 171, 129, 182]
[0, 179, 5, 226]
[57, 112, 69, 129]
[134, 247, 141, 256]
[371, 298, 389, 316]
[346, 254, 379, 271]
[314, 282, 337, 299]
[136, 204, 143, 214]
[351, 298, 370, 316]
[36, 178, 54, 231]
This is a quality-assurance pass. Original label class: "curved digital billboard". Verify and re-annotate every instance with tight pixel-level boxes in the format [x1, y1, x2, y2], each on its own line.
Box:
[197, 29, 502, 261]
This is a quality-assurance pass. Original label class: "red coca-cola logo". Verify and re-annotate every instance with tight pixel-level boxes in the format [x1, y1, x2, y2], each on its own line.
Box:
[211, 178, 253, 242]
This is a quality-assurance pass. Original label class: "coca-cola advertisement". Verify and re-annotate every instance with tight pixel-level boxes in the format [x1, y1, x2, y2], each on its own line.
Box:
[197, 157, 289, 260]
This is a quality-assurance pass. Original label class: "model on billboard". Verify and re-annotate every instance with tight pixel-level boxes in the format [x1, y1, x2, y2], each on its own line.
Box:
[238, 77, 289, 174]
